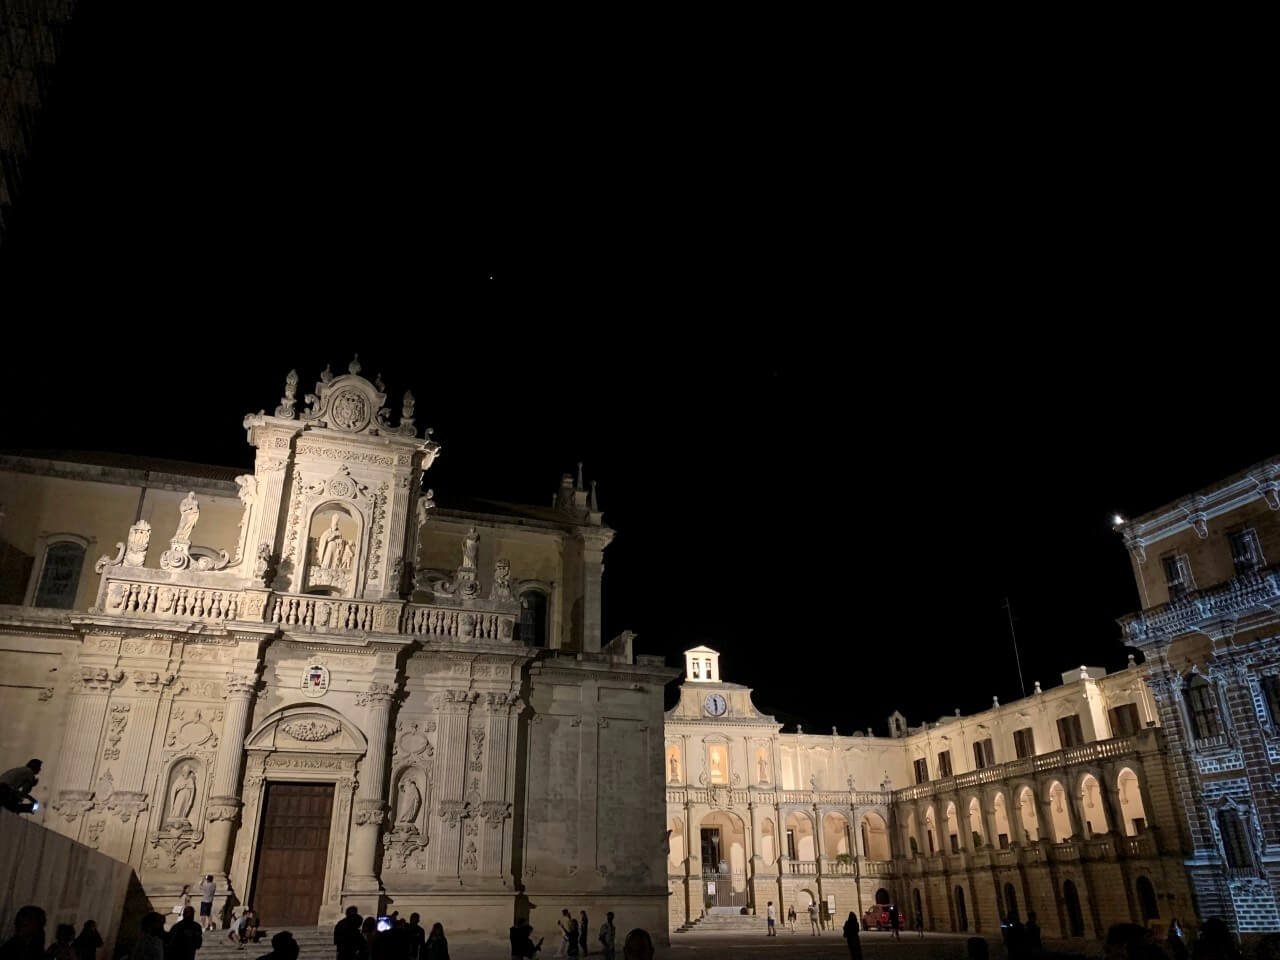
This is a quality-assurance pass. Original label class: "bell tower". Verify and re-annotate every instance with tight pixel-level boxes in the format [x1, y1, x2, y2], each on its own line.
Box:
[683, 645, 721, 683]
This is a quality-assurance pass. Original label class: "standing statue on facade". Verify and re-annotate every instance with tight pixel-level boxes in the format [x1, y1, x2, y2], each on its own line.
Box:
[167, 766, 197, 826]
[319, 516, 346, 569]
[669, 755, 680, 782]
[175, 493, 200, 542]
[461, 527, 479, 570]
[758, 754, 769, 783]
[397, 779, 422, 828]
[339, 540, 355, 570]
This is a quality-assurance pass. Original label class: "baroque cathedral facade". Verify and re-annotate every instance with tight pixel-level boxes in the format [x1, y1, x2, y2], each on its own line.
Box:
[0, 367, 1277, 943]
[0, 361, 675, 945]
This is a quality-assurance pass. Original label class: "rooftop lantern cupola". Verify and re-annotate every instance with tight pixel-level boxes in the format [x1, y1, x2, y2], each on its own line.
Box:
[683, 645, 720, 682]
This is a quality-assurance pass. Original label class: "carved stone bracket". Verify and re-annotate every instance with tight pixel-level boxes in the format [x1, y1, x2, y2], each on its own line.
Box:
[80, 667, 125, 694]
[206, 798, 241, 823]
[437, 800, 467, 828]
[106, 791, 150, 823]
[51, 790, 96, 821]
[132, 671, 177, 694]
[224, 673, 257, 699]
[477, 800, 511, 828]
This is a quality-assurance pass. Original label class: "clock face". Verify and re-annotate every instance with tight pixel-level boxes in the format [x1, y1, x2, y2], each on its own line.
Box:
[704, 694, 727, 717]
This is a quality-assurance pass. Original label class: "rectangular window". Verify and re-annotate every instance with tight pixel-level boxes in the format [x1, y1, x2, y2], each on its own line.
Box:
[1163, 554, 1190, 601]
[1110, 703, 1142, 737]
[998, 833, 1010, 849]
[1057, 714, 1085, 749]
[1013, 727, 1036, 759]
[973, 738, 995, 769]
[786, 829, 797, 861]
[33, 541, 85, 610]
[1229, 529, 1262, 575]
[913, 758, 929, 784]
[1262, 676, 1280, 727]
[1188, 680, 1222, 740]
[937, 751, 952, 778]
[1218, 810, 1251, 869]
[949, 833, 959, 853]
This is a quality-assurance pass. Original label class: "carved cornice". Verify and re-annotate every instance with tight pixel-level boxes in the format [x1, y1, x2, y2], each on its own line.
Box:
[356, 682, 397, 707]
[132, 670, 178, 693]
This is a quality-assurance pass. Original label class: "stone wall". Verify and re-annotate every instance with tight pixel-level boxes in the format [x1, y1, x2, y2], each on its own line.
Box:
[0, 809, 137, 958]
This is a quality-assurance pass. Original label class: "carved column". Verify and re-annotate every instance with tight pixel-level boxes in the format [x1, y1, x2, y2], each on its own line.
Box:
[429, 689, 474, 876]
[577, 531, 612, 653]
[201, 672, 257, 886]
[243, 427, 295, 563]
[51, 667, 124, 833]
[477, 693, 516, 879]
[348, 682, 395, 896]
[100, 670, 174, 860]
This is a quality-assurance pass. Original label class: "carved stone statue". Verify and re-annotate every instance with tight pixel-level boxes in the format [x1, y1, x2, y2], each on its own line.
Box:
[490, 559, 512, 600]
[167, 766, 197, 825]
[758, 754, 769, 783]
[339, 540, 355, 569]
[124, 521, 151, 567]
[416, 490, 435, 528]
[397, 779, 422, 827]
[461, 527, 479, 570]
[669, 755, 680, 782]
[174, 493, 199, 542]
[318, 515, 346, 569]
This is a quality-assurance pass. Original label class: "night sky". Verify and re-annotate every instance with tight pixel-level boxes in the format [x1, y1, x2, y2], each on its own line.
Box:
[1, 5, 1271, 734]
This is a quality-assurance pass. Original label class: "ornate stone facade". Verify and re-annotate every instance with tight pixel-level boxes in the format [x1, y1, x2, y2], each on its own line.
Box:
[0, 362, 675, 946]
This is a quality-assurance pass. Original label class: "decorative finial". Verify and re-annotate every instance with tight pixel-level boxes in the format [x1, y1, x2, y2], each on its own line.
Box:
[349, 354, 362, 376]
[402, 390, 415, 421]
[590, 480, 599, 512]
[1127, 654, 1136, 669]
[832, 726, 838, 736]
[320, 363, 334, 383]
[992, 695, 1000, 708]
[955, 708, 961, 716]
[847, 774, 854, 791]
[797, 724, 803, 735]
[576, 462, 584, 491]
[275, 369, 298, 418]
[374, 371, 385, 392]
[1033, 680, 1042, 694]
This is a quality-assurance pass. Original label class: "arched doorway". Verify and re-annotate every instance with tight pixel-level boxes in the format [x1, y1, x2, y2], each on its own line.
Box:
[1063, 880, 1085, 936]
[1136, 876, 1159, 921]
[1079, 774, 1109, 837]
[945, 801, 961, 853]
[875, 888, 891, 904]
[699, 811, 750, 909]
[1004, 883, 1019, 923]
[955, 886, 968, 931]
[1017, 786, 1040, 842]
[913, 888, 924, 929]
[1118, 768, 1149, 836]
[1048, 781, 1072, 842]
[992, 791, 1011, 848]
[968, 797, 985, 848]
[861, 811, 891, 860]
[823, 811, 853, 861]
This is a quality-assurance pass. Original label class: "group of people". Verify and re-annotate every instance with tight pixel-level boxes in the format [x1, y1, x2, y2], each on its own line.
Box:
[0, 906, 102, 960]
[332, 907, 446, 960]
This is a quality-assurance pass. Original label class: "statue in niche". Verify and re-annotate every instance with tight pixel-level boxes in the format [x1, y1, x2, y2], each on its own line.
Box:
[174, 493, 199, 542]
[396, 779, 422, 827]
[709, 747, 725, 781]
[167, 766, 197, 825]
[757, 753, 769, 783]
[461, 527, 479, 570]
[318, 515, 347, 569]
[339, 540, 355, 569]
[669, 755, 680, 783]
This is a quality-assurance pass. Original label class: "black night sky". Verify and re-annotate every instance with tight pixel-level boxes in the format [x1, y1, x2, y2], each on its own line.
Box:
[1, 6, 1271, 735]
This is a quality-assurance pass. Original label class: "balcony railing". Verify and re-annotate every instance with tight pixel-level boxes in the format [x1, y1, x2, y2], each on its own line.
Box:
[894, 734, 1149, 801]
[1121, 566, 1280, 645]
[94, 572, 518, 641]
[785, 859, 817, 875]
[820, 858, 856, 876]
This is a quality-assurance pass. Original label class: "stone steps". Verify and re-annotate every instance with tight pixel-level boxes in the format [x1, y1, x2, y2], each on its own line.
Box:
[194, 926, 333, 960]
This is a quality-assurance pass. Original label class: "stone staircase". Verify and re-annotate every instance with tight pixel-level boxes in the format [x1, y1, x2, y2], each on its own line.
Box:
[194, 925, 333, 960]
[677, 911, 768, 934]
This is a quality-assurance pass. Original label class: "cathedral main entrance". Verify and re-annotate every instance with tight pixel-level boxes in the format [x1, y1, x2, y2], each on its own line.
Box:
[250, 783, 336, 927]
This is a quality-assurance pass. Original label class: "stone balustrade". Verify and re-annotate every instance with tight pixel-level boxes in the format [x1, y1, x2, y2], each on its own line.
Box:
[1121, 565, 1280, 645]
[665, 785, 894, 808]
[94, 572, 518, 642]
[894, 733, 1150, 801]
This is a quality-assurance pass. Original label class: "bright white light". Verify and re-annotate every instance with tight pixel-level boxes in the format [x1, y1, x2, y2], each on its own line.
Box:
[1112, 514, 1125, 526]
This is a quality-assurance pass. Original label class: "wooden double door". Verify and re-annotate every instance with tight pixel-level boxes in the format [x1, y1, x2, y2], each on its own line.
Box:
[250, 782, 335, 927]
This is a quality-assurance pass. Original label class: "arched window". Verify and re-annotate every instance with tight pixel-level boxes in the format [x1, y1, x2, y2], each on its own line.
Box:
[1217, 809, 1252, 869]
[1063, 880, 1084, 937]
[1004, 883, 1019, 923]
[1186, 675, 1223, 740]
[517, 589, 548, 647]
[1136, 877, 1159, 921]
[30, 536, 88, 609]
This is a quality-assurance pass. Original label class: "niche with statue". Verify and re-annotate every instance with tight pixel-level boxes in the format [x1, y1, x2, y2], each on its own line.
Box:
[305, 504, 361, 596]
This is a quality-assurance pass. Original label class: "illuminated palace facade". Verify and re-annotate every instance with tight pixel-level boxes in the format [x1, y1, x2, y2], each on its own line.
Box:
[667, 457, 1280, 939]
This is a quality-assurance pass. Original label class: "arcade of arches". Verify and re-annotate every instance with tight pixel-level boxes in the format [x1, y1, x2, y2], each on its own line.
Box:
[666, 649, 1196, 939]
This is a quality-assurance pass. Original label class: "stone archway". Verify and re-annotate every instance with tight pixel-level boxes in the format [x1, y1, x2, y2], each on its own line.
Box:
[231, 704, 367, 924]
